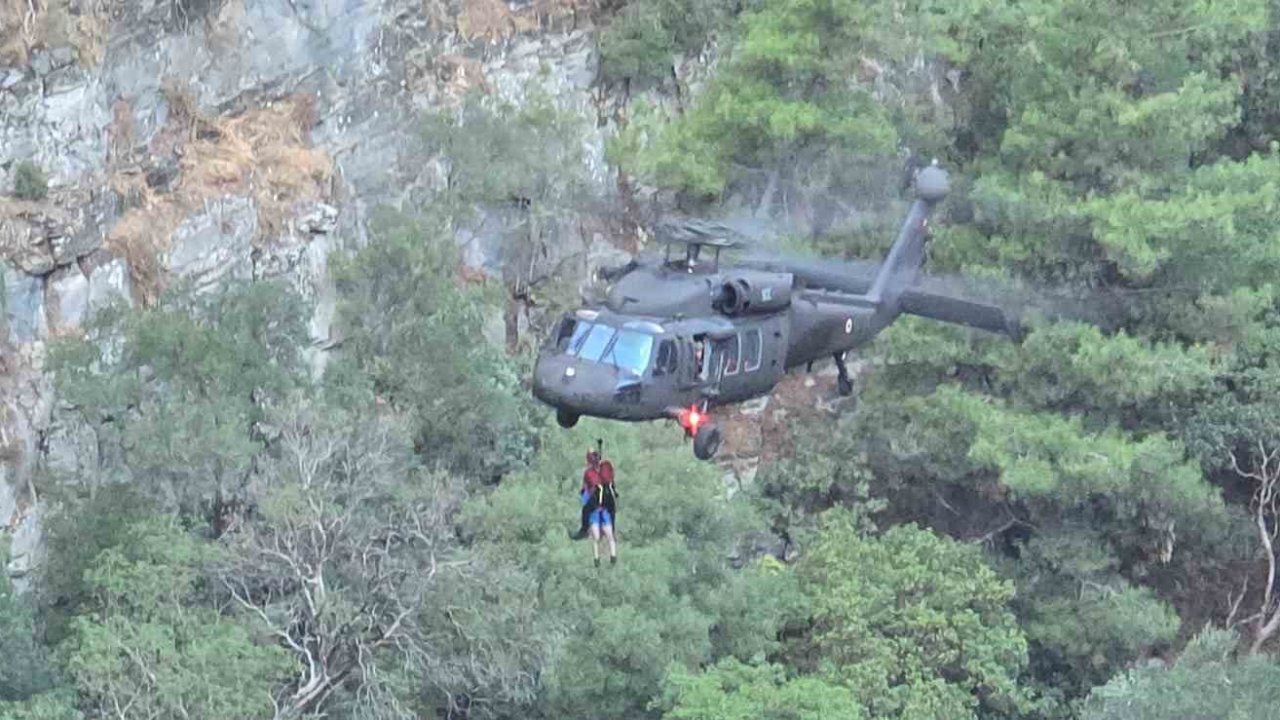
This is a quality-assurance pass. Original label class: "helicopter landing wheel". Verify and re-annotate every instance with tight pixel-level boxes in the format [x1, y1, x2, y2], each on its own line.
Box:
[837, 375, 854, 397]
[834, 352, 854, 397]
[693, 422, 722, 461]
[556, 408, 580, 428]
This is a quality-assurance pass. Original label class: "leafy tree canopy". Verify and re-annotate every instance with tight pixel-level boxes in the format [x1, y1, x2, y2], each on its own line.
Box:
[796, 517, 1033, 719]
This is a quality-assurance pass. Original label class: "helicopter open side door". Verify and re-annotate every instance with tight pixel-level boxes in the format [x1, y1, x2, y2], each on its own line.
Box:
[679, 329, 738, 397]
[675, 335, 704, 391]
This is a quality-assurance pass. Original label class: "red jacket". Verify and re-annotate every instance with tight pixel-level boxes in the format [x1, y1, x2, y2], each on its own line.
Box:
[581, 461, 615, 494]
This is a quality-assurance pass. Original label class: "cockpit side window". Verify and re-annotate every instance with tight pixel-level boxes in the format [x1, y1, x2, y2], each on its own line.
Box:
[603, 329, 655, 376]
[556, 317, 586, 351]
[567, 321, 591, 352]
[574, 323, 616, 361]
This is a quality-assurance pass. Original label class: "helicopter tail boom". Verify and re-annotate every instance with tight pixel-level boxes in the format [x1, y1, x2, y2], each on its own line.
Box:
[864, 163, 950, 309]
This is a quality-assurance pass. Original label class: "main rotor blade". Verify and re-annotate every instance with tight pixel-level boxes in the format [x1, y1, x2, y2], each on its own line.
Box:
[738, 251, 1131, 334]
[904, 271, 1132, 334]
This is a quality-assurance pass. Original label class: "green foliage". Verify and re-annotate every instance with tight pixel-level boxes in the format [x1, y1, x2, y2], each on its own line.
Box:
[328, 208, 538, 480]
[884, 385, 1229, 545]
[419, 89, 590, 218]
[797, 519, 1032, 719]
[598, 0, 738, 87]
[611, 100, 729, 197]
[1174, 287, 1280, 465]
[961, 390, 1214, 518]
[848, 341, 1242, 702]
[657, 658, 864, 720]
[985, 322, 1219, 427]
[411, 548, 564, 717]
[461, 419, 804, 719]
[752, 415, 887, 544]
[0, 689, 83, 720]
[12, 161, 48, 201]
[417, 87, 595, 345]
[39, 484, 158, 645]
[774, 363, 1240, 708]
[935, 0, 1270, 287]
[870, 315, 998, 391]
[1081, 153, 1280, 288]
[63, 519, 293, 720]
[32, 278, 335, 657]
[1008, 529, 1182, 700]
[46, 280, 309, 518]
[1079, 628, 1280, 720]
[612, 0, 905, 197]
[0, 542, 60, 704]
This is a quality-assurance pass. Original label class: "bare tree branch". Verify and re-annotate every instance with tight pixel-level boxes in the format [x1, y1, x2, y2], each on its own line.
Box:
[212, 401, 481, 718]
[1230, 444, 1280, 655]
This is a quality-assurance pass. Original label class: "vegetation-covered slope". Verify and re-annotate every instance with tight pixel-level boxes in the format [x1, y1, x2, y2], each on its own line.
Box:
[7, 0, 1280, 717]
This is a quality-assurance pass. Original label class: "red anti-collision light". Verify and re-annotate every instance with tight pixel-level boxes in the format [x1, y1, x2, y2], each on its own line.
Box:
[679, 405, 707, 435]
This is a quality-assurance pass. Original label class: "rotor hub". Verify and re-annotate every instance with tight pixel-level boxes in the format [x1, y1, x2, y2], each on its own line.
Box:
[916, 164, 950, 203]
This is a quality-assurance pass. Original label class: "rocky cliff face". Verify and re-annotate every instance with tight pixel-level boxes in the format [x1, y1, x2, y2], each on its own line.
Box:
[0, 0, 648, 580]
[0, 0, 881, 583]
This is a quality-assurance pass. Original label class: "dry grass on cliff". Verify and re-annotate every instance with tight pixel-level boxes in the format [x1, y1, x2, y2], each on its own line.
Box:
[456, 0, 589, 40]
[405, 50, 492, 104]
[0, 0, 119, 67]
[0, 0, 37, 65]
[105, 179, 186, 307]
[183, 93, 331, 238]
[47, 0, 117, 65]
[105, 84, 332, 305]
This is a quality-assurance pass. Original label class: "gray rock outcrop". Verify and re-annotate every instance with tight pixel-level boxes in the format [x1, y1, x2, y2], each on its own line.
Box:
[167, 196, 257, 294]
[0, 0, 637, 584]
[3, 264, 46, 344]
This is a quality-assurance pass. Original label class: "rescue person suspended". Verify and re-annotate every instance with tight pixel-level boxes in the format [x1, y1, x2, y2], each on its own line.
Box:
[570, 440, 617, 566]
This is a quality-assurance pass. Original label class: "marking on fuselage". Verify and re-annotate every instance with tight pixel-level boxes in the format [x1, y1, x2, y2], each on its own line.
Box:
[844, 318, 853, 334]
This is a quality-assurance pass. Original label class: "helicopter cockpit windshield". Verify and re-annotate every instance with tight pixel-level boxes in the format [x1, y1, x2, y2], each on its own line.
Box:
[554, 316, 657, 377]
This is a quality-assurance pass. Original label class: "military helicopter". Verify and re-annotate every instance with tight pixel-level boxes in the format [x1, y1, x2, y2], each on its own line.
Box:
[531, 163, 1023, 460]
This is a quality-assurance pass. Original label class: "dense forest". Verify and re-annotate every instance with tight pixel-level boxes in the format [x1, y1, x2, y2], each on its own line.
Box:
[6, 0, 1280, 717]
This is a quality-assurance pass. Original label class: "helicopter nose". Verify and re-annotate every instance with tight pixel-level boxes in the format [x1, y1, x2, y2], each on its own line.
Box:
[531, 354, 619, 415]
[532, 354, 585, 406]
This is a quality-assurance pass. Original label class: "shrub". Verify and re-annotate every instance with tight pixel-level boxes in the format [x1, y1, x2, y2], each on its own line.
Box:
[13, 161, 47, 201]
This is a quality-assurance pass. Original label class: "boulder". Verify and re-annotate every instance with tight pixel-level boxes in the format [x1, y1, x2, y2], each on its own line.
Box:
[86, 255, 133, 313]
[0, 69, 22, 91]
[0, 191, 104, 276]
[0, 213, 55, 276]
[295, 202, 338, 235]
[7, 507, 42, 590]
[166, 196, 256, 294]
[44, 266, 89, 334]
[587, 232, 632, 270]
[42, 408, 99, 485]
[2, 265, 45, 343]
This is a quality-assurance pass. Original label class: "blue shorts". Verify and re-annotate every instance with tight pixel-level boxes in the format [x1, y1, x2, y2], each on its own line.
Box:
[581, 490, 612, 528]
[591, 507, 613, 528]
